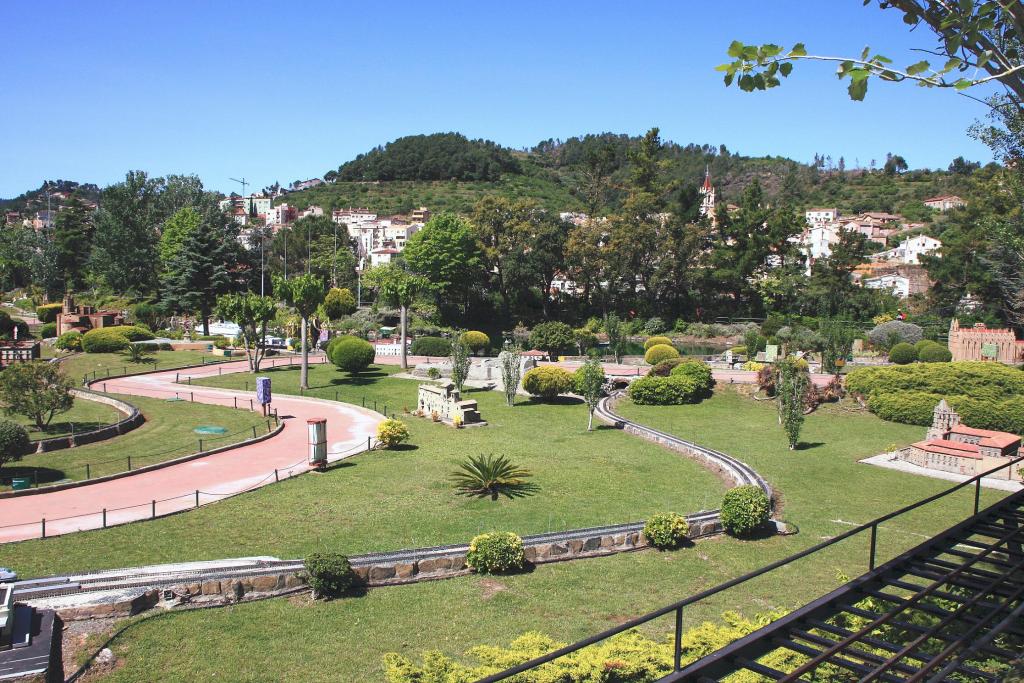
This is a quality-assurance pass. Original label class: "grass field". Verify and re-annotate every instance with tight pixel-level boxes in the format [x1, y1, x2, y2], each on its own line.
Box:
[59, 382, 1007, 682]
[0, 364, 723, 577]
[9, 398, 120, 442]
[56, 350, 222, 385]
[0, 394, 271, 490]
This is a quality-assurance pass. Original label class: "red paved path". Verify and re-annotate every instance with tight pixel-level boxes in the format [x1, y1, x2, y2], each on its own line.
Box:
[0, 358, 382, 543]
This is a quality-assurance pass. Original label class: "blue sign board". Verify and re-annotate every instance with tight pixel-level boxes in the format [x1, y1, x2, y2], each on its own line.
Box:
[256, 377, 272, 405]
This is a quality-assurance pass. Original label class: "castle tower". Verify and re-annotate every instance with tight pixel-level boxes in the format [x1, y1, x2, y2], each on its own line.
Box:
[926, 399, 960, 441]
[699, 166, 716, 223]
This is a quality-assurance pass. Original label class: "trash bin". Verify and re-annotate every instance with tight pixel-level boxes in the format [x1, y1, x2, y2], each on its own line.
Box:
[10, 478, 30, 490]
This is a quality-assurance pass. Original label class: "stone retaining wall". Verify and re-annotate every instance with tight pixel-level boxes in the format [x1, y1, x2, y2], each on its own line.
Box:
[32, 390, 144, 454]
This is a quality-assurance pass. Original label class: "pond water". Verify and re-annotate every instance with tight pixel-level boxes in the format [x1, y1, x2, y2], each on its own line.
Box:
[597, 341, 727, 357]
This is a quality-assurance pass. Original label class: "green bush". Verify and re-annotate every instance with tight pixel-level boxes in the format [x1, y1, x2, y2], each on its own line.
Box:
[38, 322, 57, 339]
[55, 330, 82, 351]
[868, 320, 923, 349]
[628, 374, 702, 405]
[730, 345, 747, 355]
[81, 328, 130, 353]
[410, 336, 451, 357]
[918, 343, 952, 363]
[460, 330, 490, 355]
[0, 420, 30, 467]
[670, 359, 714, 394]
[643, 335, 673, 350]
[888, 342, 918, 365]
[867, 391, 942, 426]
[522, 366, 575, 400]
[644, 343, 680, 365]
[643, 512, 691, 549]
[913, 339, 936, 354]
[107, 325, 154, 342]
[846, 362, 1024, 401]
[376, 418, 410, 448]
[721, 485, 771, 537]
[303, 552, 356, 599]
[643, 317, 666, 335]
[648, 357, 684, 376]
[35, 303, 62, 323]
[466, 532, 525, 574]
[0, 311, 29, 341]
[328, 335, 376, 374]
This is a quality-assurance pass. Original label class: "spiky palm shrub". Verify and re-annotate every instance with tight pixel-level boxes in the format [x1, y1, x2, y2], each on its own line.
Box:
[123, 343, 154, 364]
[450, 454, 535, 500]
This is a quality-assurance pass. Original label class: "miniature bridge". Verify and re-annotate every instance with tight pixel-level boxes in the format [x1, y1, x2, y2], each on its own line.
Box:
[479, 456, 1024, 683]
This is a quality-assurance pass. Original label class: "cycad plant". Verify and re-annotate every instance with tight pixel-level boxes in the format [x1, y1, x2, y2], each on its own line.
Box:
[123, 343, 154, 364]
[450, 454, 536, 500]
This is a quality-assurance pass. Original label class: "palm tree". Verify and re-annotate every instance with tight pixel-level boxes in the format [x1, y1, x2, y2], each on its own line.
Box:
[123, 343, 154, 364]
[450, 454, 536, 500]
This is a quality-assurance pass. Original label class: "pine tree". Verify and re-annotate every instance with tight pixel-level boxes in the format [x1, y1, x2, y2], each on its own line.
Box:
[53, 195, 94, 293]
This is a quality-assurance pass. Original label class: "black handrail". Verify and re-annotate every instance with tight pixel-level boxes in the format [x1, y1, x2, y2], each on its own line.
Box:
[477, 454, 1024, 682]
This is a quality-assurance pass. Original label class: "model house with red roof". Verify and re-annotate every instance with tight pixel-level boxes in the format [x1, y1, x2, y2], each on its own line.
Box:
[902, 400, 1022, 481]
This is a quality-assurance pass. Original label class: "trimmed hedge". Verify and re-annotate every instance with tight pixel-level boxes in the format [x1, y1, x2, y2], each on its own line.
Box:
[643, 512, 690, 549]
[304, 552, 356, 598]
[38, 322, 57, 339]
[410, 336, 451, 357]
[376, 418, 410, 448]
[522, 366, 575, 400]
[328, 335, 376, 374]
[846, 362, 1024, 401]
[81, 328, 129, 353]
[35, 303, 63, 323]
[888, 342, 918, 365]
[643, 335, 673, 350]
[628, 374, 703, 405]
[670, 359, 714, 394]
[721, 485, 771, 537]
[55, 330, 82, 351]
[466, 532, 525, 574]
[460, 330, 490, 354]
[867, 391, 941, 426]
[918, 343, 952, 363]
[644, 343, 680, 365]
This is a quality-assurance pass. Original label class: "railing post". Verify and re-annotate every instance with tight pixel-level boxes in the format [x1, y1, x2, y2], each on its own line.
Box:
[869, 522, 878, 570]
[274, 469, 279, 482]
[674, 606, 683, 670]
[234, 397, 237, 409]
[974, 478, 981, 515]
[367, 436, 371, 451]
[252, 425, 257, 439]
[195, 490, 200, 507]
[127, 455, 132, 471]
[250, 399, 253, 411]
[102, 508, 106, 528]
[41, 518, 46, 539]
[86, 463, 90, 479]
[266, 420, 271, 433]
[198, 439, 203, 452]
[190, 392, 194, 402]
[151, 500, 156, 519]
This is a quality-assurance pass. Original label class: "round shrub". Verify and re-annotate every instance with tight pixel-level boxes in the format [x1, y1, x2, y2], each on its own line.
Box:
[376, 418, 410, 448]
[321, 287, 357, 320]
[0, 420, 30, 467]
[643, 512, 690, 549]
[522, 366, 575, 400]
[868, 320, 923, 349]
[913, 339, 936, 354]
[81, 328, 130, 353]
[888, 342, 918, 365]
[643, 335, 673, 350]
[628, 374, 702, 405]
[460, 330, 490, 355]
[918, 343, 952, 363]
[644, 343, 680, 365]
[466, 532, 525, 574]
[643, 317, 666, 335]
[648, 357, 684, 376]
[35, 303, 62, 324]
[670, 359, 714, 394]
[721, 485, 771, 537]
[38, 322, 57, 339]
[730, 345, 747, 355]
[867, 391, 941, 425]
[328, 335, 376, 374]
[304, 552, 356, 599]
[55, 330, 82, 351]
[410, 336, 451, 357]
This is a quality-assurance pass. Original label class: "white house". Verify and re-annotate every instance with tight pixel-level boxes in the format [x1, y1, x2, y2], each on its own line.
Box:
[298, 205, 324, 220]
[864, 273, 911, 299]
[901, 234, 942, 264]
[923, 195, 965, 212]
[219, 195, 272, 217]
[805, 208, 839, 226]
[369, 247, 400, 267]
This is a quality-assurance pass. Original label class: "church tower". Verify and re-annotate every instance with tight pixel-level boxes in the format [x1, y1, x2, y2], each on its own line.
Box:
[699, 166, 716, 223]
[927, 399, 960, 441]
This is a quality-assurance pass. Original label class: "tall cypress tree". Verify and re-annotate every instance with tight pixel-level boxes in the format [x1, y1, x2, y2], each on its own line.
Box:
[53, 195, 94, 293]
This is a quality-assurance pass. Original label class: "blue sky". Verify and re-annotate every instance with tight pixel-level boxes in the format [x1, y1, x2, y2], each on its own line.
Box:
[0, 0, 998, 197]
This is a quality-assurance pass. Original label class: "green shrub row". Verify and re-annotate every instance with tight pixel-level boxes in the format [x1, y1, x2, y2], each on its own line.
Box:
[846, 362, 1024, 401]
[868, 390, 1024, 434]
[410, 335, 451, 357]
[80, 325, 154, 353]
[522, 366, 575, 400]
[629, 372, 707, 405]
[466, 532, 524, 574]
[35, 303, 63, 323]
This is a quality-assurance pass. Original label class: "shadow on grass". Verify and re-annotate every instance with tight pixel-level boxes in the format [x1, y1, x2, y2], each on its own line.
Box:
[1, 466, 67, 485]
[455, 481, 541, 501]
[327, 370, 389, 387]
[384, 443, 419, 452]
[795, 442, 825, 451]
[522, 396, 584, 407]
[732, 523, 780, 542]
[30, 420, 111, 439]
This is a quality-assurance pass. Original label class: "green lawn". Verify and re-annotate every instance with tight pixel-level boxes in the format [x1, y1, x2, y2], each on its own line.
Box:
[61, 383, 1014, 682]
[0, 394, 271, 490]
[55, 350, 223, 386]
[2, 364, 724, 577]
[11, 398, 120, 442]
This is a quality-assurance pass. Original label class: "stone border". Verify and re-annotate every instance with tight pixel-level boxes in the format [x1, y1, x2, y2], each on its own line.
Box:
[30, 389, 145, 454]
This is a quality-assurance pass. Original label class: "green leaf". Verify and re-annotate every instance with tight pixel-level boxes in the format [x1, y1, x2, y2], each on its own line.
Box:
[848, 77, 868, 101]
[860, 46, 870, 61]
[789, 43, 807, 57]
[727, 40, 745, 58]
[953, 78, 974, 91]
[943, 57, 963, 72]
[714, 62, 735, 72]
[738, 74, 755, 92]
[760, 43, 783, 59]
[779, 62, 793, 77]
[723, 72, 735, 87]
[906, 60, 930, 76]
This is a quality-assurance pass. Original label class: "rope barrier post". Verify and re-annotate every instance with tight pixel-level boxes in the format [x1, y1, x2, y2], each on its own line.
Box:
[274, 468, 279, 482]
[176, 372, 179, 383]
[249, 398, 253, 411]
[128, 455, 132, 471]
[103, 382, 107, 392]
[367, 436, 371, 451]
[198, 438, 203, 452]
[102, 508, 106, 528]
[266, 420, 271, 434]
[195, 490, 200, 507]
[252, 425, 257, 439]
[374, 399, 377, 412]
[234, 396, 237, 409]
[245, 380, 248, 392]
[86, 463, 90, 479]
[362, 396, 365, 407]
[41, 518, 45, 539]
[190, 391, 194, 402]
[151, 500, 156, 519]
[335, 391, 338, 401]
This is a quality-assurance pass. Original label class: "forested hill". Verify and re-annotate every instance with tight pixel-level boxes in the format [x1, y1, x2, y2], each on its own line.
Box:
[283, 131, 983, 217]
[0, 180, 101, 213]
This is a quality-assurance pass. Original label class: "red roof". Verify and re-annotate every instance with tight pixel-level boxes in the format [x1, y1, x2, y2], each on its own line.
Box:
[521, 349, 547, 357]
[912, 439, 982, 459]
[949, 425, 1021, 449]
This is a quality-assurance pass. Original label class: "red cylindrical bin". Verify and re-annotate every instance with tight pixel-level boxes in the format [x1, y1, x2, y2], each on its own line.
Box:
[307, 418, 327, 468]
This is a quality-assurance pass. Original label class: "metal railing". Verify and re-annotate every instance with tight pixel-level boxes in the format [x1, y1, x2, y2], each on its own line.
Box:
[477, 455, 1023, 682]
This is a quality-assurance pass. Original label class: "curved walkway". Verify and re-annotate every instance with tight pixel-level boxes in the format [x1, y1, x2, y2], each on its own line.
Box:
[0, 359, 384, 543]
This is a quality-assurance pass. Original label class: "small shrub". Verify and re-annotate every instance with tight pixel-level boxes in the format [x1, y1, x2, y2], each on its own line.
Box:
[159, 342, 174, 351]
[522, 366, 574, 400]
[643, 317, 666, 335]
[55, 330, 82, 351]
[35, 303, 62, 324]
[0, 420, 30, 467]
[628, 374, 702, 405]
[868, 320, 923, 349]
[410, 336, 451, 357]
[913, 339, 936, 354]
[918, 343, 952, 363]
[721, 485, 771, 537]
[304, 552, 356, 599]
[888, 342, 918, 365]
[670, 359, 714, 394]
[460, 330, 490, 355]
[328, 335, 376, 374]
[648, 357, 684, 376]
[644, 343, 680, 365]
[376, 418, 410, 448]
[466, 532, 525, 574]
[38, 322, 57, 339]
[643, 512, 690, 549]
[730, 345, 747, 355]
[81, 328, 130, 353]
[426, 367, 441, 380]
[643, 335, 673, 350]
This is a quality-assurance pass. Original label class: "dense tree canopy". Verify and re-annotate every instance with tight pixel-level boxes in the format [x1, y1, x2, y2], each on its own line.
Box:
[334, 133, 520, 182]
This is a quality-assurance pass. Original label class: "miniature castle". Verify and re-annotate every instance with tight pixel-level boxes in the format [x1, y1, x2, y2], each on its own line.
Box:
[947, 319, 1024, 364]
[56, 294, 124, 336]
[902, 400, 1022, 481]
[417, 382, 483, 426]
